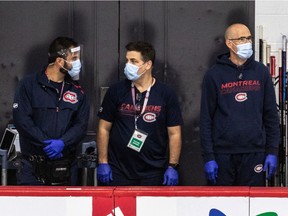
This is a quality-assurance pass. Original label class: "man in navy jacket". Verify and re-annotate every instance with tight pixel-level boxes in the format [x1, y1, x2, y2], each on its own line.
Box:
[200, 23, 279, 186]
[13, 37, 90, 185]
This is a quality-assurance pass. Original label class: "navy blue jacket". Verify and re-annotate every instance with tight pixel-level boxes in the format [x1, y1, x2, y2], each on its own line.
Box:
[13, 68, 90, 157]
[200, 53, 280, 162]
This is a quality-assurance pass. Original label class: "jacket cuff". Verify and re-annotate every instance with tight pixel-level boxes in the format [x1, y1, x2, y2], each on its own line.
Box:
[266, 147, 278, 156]
[204, 153, 215, 163]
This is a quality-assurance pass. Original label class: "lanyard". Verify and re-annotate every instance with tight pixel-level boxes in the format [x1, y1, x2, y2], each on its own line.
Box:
[131, 80, 153, 129]
[45, 70, 65, 101]
[58, 81, 65, 101]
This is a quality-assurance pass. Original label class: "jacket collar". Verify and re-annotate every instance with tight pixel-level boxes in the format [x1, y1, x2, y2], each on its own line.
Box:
[37, 66, 73, 87]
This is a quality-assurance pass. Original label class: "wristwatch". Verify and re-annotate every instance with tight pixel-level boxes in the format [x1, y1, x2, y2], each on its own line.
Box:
[168, 163, 179, 170]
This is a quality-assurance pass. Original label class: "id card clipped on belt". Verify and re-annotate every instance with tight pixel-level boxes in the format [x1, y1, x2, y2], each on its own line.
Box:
[127, 128, 148, 152]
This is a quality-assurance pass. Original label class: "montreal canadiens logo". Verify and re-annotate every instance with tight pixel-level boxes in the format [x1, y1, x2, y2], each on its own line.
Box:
[63, 91, 78, 104]
[235, 92, 247, 102]
[254, 164, 263, 173]
[143, 112, 156, 123]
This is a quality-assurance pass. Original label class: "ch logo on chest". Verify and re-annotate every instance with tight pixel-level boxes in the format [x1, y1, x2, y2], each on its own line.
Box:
[63, 91, 78, 104]
[235, 92, 247, 102]
[143, 112, 156, 123]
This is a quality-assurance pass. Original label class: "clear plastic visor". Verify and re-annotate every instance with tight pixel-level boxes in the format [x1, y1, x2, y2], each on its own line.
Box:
[69, 46, 81, 62]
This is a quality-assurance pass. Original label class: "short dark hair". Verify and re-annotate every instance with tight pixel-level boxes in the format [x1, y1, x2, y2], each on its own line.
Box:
[48, 37, 78, 63]
[125, 41, 155, 65]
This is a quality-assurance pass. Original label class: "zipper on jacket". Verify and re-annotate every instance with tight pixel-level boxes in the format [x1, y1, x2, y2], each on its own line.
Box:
[237, 66, 244, 80]
[54, 82, 65, 113]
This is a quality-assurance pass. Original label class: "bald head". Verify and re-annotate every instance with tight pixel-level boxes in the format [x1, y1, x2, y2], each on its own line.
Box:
[224, 23, 253, 65]
[225, 23, 251, 40]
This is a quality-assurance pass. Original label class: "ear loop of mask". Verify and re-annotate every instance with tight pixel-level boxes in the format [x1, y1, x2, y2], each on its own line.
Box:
[59, 58, 69, 74]
[138, 63, 148, 77]
[138, 67, 147, 77]
[229, 40, 238, 55]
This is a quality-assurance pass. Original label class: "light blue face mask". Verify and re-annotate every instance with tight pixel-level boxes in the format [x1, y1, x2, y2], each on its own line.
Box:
[124, 63, 146, 81]
[234, 42, 253, 60]
[63, 59, 82, 79]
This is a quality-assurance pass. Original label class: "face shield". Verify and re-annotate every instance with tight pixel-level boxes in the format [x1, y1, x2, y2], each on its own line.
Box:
[48, 45, 84, 80]
[70, 46, 81, 60]
[67, 45, 83, 80]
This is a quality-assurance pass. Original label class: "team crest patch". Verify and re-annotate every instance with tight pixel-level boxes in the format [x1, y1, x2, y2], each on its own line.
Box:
[235, 92, 247, 102]
[254, 164, 263, 173]
[143, 112, 156, 123]
[63, 91, 78, 104]
[13, 103, 18, 109]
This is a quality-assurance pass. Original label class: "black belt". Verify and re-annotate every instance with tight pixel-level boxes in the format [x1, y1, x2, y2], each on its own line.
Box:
[22, 154, 76, 163]
[22, 154, 47, 162]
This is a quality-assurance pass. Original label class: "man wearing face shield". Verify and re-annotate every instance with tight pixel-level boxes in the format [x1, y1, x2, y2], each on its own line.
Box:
[200, 23, 279, 186]
[97, 41, 183, 186]
[12, 37, 90, 185]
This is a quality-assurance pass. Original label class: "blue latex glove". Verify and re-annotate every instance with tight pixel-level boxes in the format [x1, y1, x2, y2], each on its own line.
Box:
[204, 160, 218, 185]
[263, 154, 277, 180]
[163, 167, 179, 186]
[43, 139, 64, 159]
[97, 163, 113, 183]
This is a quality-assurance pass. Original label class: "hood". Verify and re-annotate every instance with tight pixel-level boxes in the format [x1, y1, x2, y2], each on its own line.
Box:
[216, 52, 254, 69]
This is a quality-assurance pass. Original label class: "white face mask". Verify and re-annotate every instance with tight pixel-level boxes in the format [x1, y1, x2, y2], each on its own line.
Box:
[124, 63, 146, 81]
[232, 42, 253, 60]
[62, 59, 82, 80]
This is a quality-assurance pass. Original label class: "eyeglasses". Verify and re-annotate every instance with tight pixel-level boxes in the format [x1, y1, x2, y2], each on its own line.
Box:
[228, 36, 253, 43]
[135, 93, 142, 112]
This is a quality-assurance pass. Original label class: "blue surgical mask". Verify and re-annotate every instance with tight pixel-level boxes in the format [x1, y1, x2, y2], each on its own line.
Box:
[124, 63, 146, 81]
[234, 42, 253, 60]
[63, 59, 82, 79]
